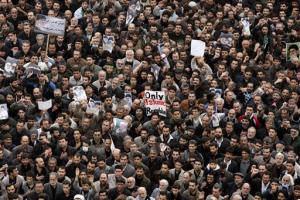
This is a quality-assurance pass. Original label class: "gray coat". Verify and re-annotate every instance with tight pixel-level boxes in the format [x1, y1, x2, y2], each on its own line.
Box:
[44, 183, 63, 200]
[1, 175, 25, 193]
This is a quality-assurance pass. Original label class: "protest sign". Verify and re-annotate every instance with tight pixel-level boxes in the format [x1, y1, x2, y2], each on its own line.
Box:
[4, 57, 18, 77]
[73, 86, 87, 102]
[0, 104, 8, 120]
[286, 42, 300, 61]
[191, 40, 206, 57]
[126, 0, 141, 25]
[144, 91, 166, 117]
[241, 18, 251, 36]
[24, 63, 41, 78]
[124, 92, 133, 107]
[34, 14, 66, 36]
[86, 99, 100, 116]
[220, 32, 233, 48]
[103, 35, 114, 53]
[113, 118, 128, 137]
[37, 100, 52, 110]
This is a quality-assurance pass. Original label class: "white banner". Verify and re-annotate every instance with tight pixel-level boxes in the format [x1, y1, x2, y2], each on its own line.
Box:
[35, 14, 66, 36]
[144, 91, 166, 117]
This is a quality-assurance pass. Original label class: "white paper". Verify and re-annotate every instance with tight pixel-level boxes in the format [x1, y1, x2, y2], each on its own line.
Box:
[113, 118, 128, 137]
[37, 100, 52, 110]
[34, 14, 66, 36]
[191, 40, 206, 57]
[73, 86, 87, 102]
[102, 35, 114, 53]
[0, 104, 8, 120]
[4, 57, 18, 77]
[86, 99, 99, 116]
[126, 0, 141, 25]
[144, 91, 166, 117]
[241, 18, 251, 36]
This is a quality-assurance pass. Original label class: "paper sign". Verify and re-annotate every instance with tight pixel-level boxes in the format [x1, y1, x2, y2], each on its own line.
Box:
[4, 57, 18, 78]
[113, 118, 128, 137]
[35, 14, 66, 36]
[286, 42, 300, 61]
[86, 99, 99, 116]
[73, 86, 87, 102]
[103, 35, 114, 53]
[241, 18, 251, 36]
[37, 100, 52, 110]
[144, 91, 166, 117]
[126, 0, 141, 25]
[191, 40, 206, 57]
[124, 92, 132, 107]
[24, 64, 41, 78]
[0, 104, 8, 120]
[220, 33, 233, 48]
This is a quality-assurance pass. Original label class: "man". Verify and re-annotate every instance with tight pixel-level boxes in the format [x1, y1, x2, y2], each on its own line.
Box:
[55, 136, 76, 166]
[57, 166, 71, 183]
[25, 181, 48, 200]
[214, 127, 231, 154]
[107, 177, 131, 200]
[12, 135, 33, 158]
[217, 146, 238, 174]
[66, 50, 86, 67]
[232, 183, 254, 200]
[142, 113, 160, 136]
[150, 179, 169, 199]
[44, 172, 63, 200]
[182, 180, 201, 200]
[57, 180, 75, 200]
[0, 184, 23, 200]
[1, 165, 25, 193]
[134, 128, 149, 148]
[93, 173, 109, 194]
[136, 187, 154, 200]
[33, 157, 48, 183]
[135, 165, 151, 194]
[258, 171, 272, 194]
[114, 153, 135, 178]
[69, 67, 84, 86]
[107, 164, 127, 189]
[92, 70, 111, 90]
[158, 126, 176, 148]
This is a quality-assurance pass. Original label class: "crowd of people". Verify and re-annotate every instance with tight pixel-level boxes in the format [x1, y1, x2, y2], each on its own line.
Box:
[1, 0, 300, 199]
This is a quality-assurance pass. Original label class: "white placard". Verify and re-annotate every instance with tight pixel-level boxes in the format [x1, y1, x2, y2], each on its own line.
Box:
[241, 18, 251, 36]
[125, 0, 141, 25]
[35, 14, 66, 36]
[37, 100, 52, 110]
[191, 40, 206, 57]
[4, 57, 18, 77]
[86, 99, 99, 116]
[0, 104, 8, 120]
[144, 91, 166, 117]
[73, 86, 87, 102]
[113, 118, 128, 137]
[102, 35, 114, 53]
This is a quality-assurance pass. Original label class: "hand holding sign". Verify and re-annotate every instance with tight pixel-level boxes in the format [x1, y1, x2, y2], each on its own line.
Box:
[241, 18, 251, 36]
[191, 40, 206, 57]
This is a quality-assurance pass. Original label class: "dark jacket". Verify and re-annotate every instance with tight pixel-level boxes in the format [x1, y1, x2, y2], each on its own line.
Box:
[44, 183, 63, 200]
